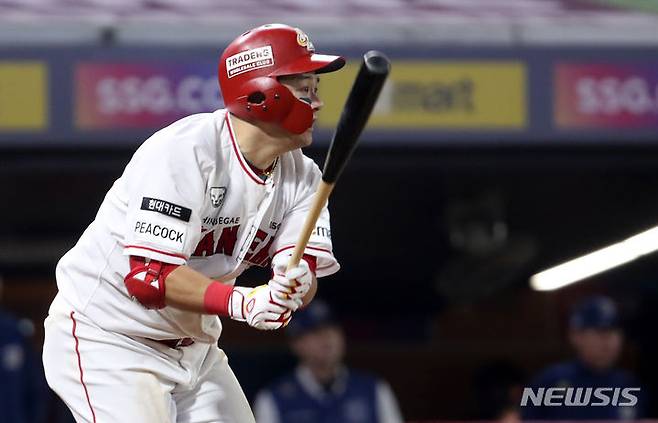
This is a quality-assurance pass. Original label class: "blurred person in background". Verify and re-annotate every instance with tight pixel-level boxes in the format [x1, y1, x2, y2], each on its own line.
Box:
[253, 300, 403, 423]
[0, 277, 48, 423]
[522, 295, 643, 420]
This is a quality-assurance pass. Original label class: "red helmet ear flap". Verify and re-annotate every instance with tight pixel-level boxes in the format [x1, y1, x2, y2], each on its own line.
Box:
[280, 97, 314, 134]
[227, 76, 313, 134]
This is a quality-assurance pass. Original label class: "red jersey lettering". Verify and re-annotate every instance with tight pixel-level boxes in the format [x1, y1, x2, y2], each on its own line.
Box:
[215, 225, 240, 256]
[192, 231, 215, 257]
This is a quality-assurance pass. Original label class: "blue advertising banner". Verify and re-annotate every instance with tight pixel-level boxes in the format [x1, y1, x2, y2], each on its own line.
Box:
[0, 45, 657, 147]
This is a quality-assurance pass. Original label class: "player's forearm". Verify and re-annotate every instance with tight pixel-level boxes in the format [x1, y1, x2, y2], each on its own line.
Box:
[125, 252, 316, 329]
[165, 265, 225, 313]
[165, 265, 317, 311]
[164, 264, 299, 330]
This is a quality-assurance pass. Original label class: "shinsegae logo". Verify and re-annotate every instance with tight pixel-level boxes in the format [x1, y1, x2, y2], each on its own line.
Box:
[521, 387, 640, 407]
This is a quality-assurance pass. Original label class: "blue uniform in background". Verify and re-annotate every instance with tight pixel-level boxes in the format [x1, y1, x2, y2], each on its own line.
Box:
[0, 311, 47, 423]
[265, 367, 379, 423]
[253, 300, 402, 423]
[522, 360, 643, 420]
[255, 365, 404, 423]
[522, 296, 645, 420]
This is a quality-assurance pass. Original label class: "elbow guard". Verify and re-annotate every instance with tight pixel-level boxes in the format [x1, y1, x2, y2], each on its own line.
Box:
[124, 256, 179, 309]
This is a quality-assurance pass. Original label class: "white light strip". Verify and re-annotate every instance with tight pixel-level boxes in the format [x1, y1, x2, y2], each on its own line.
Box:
[530, 225, 658, 291]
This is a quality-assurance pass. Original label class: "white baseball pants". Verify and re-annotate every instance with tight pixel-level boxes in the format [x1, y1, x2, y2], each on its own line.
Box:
[43, 295, 255, 423]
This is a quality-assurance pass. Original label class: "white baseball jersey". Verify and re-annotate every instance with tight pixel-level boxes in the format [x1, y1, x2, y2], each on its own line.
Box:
[54, 109, 339, 344]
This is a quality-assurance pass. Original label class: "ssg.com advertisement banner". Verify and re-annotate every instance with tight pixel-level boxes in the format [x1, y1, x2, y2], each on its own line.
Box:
[318, 61, 527, 130]
[555, 63, 658, 129]
[76, 63, 223, 129]
[4, 47, 657, 146]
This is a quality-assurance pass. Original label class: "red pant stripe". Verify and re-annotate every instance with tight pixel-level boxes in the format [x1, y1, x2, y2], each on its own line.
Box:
[70, 311, 97, 423]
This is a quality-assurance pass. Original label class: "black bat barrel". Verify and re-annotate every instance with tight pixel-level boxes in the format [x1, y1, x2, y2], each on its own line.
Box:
[322, 50, 391, 183]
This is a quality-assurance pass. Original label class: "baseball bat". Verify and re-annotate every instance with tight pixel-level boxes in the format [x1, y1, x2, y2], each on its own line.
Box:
[287, 50, 391, 271]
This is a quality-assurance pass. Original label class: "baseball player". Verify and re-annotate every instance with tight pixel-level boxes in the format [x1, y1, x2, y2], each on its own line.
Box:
[42, 23, 344, 423]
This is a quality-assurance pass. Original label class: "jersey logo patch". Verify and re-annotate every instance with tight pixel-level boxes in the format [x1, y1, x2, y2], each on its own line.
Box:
[210, 187, 227, 209]
[141, 197, 191, 222]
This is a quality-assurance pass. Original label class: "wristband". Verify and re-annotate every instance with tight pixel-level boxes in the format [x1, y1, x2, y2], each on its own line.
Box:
[203, 281, 233, 316]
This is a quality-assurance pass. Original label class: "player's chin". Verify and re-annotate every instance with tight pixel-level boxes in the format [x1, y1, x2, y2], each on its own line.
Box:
[297, 130, 313, 148]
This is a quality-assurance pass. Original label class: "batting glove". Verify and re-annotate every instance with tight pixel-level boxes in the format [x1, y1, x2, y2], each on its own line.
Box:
[228, 285, 297, 330]
[268, 254, 313, 311]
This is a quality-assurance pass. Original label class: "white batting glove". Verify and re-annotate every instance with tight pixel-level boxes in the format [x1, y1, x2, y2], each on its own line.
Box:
[228, 285, 296, 330]
[268, 254, 313, 311]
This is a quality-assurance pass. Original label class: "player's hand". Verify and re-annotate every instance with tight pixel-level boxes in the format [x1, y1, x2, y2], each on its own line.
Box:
[228, 285, 296, 330]
[269, 254, 312, 310]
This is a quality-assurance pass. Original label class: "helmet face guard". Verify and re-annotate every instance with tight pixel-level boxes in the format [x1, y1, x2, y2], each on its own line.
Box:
[219, 24, 345, 134]
[232, 76, 314, 135]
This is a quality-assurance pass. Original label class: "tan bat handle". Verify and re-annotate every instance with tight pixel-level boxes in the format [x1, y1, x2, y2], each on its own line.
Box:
[287, 180, 335, 271]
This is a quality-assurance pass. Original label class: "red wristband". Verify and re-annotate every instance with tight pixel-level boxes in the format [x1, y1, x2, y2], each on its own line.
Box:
[203, 281, 233, 316]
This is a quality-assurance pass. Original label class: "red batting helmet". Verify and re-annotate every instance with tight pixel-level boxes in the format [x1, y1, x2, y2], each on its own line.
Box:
[218, 24, 345, 134]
